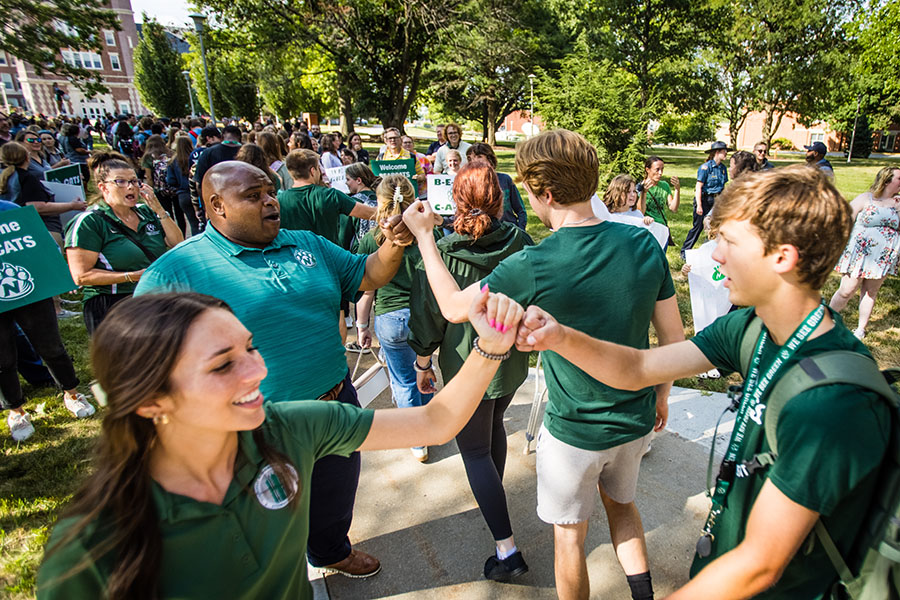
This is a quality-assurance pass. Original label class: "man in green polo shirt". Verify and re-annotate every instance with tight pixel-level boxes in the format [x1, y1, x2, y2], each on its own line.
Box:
[277, 149, 375, 245]
[402, 129, 685, 600]
[514, 165, 890, 599]
[135, 160, 411, 579]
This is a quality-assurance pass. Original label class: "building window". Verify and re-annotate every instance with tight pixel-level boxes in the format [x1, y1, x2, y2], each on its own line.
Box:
[118, 101, 131, 114]
[128, 37, 133, 49]
[1, 73, 13, 91]
[809, 132, 825, 144]
[882, 132, 897, 152]
[104, 30, 116, 46]
[62, 51, 102, 70]
[110, 53, 120, 70]
[0, 52, 6, 66]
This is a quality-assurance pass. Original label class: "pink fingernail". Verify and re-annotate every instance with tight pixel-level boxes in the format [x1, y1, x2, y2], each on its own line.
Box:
[489, 318, 496, 328]
[501, 324, 508, 333]
[481, 283, 489, 293]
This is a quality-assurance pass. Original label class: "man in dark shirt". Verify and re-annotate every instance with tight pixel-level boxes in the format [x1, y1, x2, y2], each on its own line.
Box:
[193, 125, 242, 197]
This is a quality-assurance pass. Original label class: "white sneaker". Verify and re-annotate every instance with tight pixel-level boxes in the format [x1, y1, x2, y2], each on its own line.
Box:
[411, 447, 428, 462]
[853, 328, 866, 340]
[8, 412, 34, 441]
[345, 316, 354, 328]
[64, 393, 95, 418]
[56, 309, 81, 319]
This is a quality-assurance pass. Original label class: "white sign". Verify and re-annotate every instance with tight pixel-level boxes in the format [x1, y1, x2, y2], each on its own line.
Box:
[428, 174, 456, 215]
[604, 212, 669, 249]
[42, 181, 86, 228]
[685, 241, 732, 332]
[326, 165, 350, 193]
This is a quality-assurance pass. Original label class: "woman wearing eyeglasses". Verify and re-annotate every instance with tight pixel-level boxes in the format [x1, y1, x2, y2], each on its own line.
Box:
[65, 153, 183, 334]
[14, 130, 68, 180]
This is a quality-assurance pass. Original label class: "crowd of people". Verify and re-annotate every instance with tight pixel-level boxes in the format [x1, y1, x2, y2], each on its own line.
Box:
[0, 104, 898, 599]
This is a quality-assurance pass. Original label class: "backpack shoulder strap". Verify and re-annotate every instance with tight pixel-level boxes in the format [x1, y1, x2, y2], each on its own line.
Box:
[738, 315, 763, 376]
[764, 350, 898, 457]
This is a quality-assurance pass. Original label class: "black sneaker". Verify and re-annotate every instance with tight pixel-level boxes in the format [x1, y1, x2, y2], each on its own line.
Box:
[484, 551, 529, 582]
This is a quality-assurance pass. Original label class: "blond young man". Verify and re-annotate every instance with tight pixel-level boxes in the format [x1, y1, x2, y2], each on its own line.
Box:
[516, 166, 890, 599]
[403, 129, 684, 598]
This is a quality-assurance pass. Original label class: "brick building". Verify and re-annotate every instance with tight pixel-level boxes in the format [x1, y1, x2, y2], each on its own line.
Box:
[4, 0, 148, 117]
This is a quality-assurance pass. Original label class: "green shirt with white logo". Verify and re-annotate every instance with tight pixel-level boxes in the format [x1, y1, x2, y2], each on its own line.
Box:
[134, 225, 367, 399]
[64, 203, 168, 299]
[483, 221, 675, 451]
[277, 185, 358, 246]
[689, 308, 890, 599]
[37, 400, 375, 600]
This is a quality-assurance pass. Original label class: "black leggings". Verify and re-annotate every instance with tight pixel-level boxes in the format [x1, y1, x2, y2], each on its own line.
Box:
[455, 392, 515, 541]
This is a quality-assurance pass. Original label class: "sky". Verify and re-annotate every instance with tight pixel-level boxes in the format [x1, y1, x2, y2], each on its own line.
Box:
[131, 0, 194, 27]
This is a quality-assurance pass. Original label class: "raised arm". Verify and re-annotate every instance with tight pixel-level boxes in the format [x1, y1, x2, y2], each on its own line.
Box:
[359, 215, 411, 291]
[349, 202, 376, 221]
[515, 304, 712, 390]
[668, 176, 681, 212]
[403, 199, 481, 322]
[359, 289, 523, 450]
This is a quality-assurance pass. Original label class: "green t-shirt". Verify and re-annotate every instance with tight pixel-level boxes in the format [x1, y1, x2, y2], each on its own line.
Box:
[37, 401, 374, 600]
[689, 308, 891, 599]
[277, 185, 358, 246]
[644, 181, 671, 226]
[356, 229, 439, 316]
[64, 203, 168, 299]
[135, 225, 367, 399]
[483, 221, 675, 451]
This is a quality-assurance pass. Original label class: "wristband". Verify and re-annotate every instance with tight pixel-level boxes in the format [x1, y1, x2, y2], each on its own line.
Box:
[356, 322, 369, 329]
[472, 336, 510, 361]
[413, 358, 433, 373]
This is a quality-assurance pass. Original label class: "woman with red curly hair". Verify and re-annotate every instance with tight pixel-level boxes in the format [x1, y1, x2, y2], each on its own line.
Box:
[407, 162, 534, 581]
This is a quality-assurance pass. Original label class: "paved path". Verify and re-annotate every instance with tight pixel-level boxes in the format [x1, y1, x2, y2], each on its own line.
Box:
[313, 365, 736, 599]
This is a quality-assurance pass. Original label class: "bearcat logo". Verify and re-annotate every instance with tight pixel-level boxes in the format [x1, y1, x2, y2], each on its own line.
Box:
[0, 263, 34, 301]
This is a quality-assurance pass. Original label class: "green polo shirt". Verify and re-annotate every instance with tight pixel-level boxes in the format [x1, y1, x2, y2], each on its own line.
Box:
[644, 181, 671, 226]
[483, 221, 675, 451]
[37, 400, 375, 600]
[688, 308, 890, 598]
[134, 225, 367, 399]
[356, 229, 440, 316]
[278, 184, 358, 246]
[64, 203, 168, 299]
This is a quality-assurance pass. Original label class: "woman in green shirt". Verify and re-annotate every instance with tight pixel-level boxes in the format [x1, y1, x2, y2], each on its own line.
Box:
[66, 153, 183, 334]
[37, 289, 522, 600]
[637, 156, 680, 233]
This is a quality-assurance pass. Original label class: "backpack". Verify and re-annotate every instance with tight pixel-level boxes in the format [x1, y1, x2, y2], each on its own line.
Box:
[150, 156, 175, 196]
[737, 316, 900, 600]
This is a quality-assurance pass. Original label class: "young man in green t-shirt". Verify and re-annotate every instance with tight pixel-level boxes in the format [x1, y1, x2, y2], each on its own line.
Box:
[403, 129, 685, 598]
[514, 165, 891, 599]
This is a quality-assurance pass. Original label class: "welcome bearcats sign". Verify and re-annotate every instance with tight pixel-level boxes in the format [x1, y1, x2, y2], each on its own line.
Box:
[0, 206, 76, 313]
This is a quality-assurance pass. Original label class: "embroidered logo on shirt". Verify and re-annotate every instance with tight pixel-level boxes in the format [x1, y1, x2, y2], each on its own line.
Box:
[253, 464, 298, 510]
[293, 249, 317, 268]
[145, 223, 161, 236]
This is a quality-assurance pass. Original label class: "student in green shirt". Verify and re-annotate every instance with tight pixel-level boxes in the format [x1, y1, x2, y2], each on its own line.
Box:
[637, 155, 680, 230]
[355, 175, 436, 461]
[514, 165, 890, 600]
[407, 162, 534, 581]
[403, 130, 685, 600]
[37, 288, 524, 600]
[277, 149, 375, 245]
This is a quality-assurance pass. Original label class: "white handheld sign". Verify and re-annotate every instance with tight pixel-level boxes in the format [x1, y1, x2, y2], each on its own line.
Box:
[428, 174, 456, 215]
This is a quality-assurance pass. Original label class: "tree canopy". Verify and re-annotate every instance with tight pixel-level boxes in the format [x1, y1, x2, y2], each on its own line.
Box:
[133, 16, 189, 118]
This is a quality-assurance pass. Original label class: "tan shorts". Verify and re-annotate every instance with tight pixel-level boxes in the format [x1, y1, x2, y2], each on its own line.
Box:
[535, 424, 651, 524]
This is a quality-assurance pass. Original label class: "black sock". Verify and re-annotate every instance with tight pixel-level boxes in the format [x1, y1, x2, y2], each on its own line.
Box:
[626, 571, 653, 600]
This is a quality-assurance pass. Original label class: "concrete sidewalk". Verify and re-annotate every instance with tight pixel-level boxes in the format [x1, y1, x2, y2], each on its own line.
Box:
[316, 365, 735, 599]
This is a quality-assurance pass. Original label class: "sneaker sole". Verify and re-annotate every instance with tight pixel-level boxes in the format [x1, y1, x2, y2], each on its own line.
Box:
[486, 565, 529, 582]
[319, 563, 382, 579]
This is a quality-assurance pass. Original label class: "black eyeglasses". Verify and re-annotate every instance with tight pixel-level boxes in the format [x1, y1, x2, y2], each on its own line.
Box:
[105, 178, 140, 188]
[385, 136, 400, 141]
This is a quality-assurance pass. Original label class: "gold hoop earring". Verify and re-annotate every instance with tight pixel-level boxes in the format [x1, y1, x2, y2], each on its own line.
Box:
[152, 413, 169, 426]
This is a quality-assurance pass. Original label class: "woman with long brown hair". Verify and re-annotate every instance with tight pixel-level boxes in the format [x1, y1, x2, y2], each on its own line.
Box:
[37, 290, 523, 599]
[405, 162, 534, 580]
[235, 143, 282, 192]
[166, 136, 200, 236]
[258, 131, 291, 190]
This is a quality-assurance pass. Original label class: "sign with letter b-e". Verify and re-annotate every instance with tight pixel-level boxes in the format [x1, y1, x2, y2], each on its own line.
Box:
[0, 206, 76, 313]
[428, 174, 456, 215]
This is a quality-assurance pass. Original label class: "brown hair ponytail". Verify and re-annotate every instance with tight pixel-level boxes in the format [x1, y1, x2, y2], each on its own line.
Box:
[0, 142, 27, 194]
[43, 293, 297, 599]
[373, 174, 415, 244]
[452, 162, 503, 240]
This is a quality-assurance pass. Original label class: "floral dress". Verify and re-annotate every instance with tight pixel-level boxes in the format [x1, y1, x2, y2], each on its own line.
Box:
[835, 195, 900, 279]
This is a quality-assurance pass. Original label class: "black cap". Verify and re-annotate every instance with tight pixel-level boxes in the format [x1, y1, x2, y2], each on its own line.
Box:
[804, 141, 827, 154]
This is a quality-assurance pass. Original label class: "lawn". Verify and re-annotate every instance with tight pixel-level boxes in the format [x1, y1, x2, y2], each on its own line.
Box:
[1, 143, 898, 598]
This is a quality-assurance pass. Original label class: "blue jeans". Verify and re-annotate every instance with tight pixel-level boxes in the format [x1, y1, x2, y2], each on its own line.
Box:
[374, 308, 433, 411]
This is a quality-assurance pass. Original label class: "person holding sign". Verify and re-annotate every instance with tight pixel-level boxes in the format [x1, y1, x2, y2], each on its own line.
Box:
[513, 165, 889, 600]
[405, 162, 534, 580]
[65, 154, 183, 334]
[36, 288, 524, 599]
[377, 128, 426, 192]
[278, 150, 375, 246]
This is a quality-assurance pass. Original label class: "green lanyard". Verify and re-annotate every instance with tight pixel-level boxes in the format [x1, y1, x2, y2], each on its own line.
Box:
[696, 302, 826, 558]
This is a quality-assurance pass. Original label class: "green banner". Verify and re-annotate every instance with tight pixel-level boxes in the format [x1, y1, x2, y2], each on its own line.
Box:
[371, 158, 418, 195]
[0, 206, 76, 313]
[44, 164, 83, 188]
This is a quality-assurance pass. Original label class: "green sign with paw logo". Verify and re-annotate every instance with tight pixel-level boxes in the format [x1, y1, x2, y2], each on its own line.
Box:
[0, 206, 76, 313]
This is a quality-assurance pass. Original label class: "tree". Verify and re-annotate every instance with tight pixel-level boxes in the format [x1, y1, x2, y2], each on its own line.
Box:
[428, 0, 571, 145]
[185, 46, 231, 119]
[214, 51, 260, 121]
[133, 16, 189, 117]
[196, 0, 464, 132]
[1, 0, 120, 95]
[537, 52, 650, 182]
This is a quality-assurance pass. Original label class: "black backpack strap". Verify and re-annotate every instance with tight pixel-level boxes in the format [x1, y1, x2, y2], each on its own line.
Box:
[98, 211, 159, 264]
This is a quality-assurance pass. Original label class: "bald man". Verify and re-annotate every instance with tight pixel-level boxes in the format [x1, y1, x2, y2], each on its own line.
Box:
[136, 161, 411, 578]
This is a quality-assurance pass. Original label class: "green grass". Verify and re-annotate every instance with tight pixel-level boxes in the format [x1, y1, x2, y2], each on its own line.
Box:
[1, 145, 897, 598]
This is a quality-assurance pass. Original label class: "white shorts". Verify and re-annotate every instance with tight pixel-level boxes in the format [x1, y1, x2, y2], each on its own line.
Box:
[535, 424, 651, 524]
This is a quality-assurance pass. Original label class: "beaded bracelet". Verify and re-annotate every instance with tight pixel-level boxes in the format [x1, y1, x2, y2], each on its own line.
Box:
[472, 336, 510, 361]
[412, 358, 433, 373]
